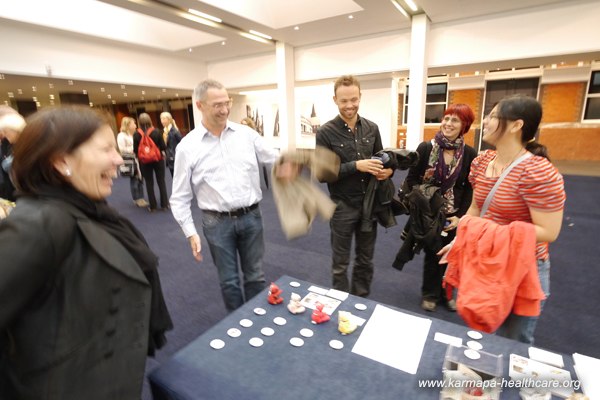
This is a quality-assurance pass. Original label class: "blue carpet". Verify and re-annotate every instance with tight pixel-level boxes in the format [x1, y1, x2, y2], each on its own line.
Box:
[107, 171, 600, 399]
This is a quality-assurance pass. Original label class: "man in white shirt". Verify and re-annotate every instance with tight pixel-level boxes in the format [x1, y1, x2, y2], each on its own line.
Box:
[170, 79, 292, 311]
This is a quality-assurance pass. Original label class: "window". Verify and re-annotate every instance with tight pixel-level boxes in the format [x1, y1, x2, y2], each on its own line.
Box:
[583, 70, 600, 120]
[403, 82, 448, 124]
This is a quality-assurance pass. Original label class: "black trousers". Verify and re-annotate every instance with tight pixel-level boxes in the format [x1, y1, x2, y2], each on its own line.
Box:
[422, 228, 456, 302]
[330, 200, 377, 297]
[140, 159, 168, 210]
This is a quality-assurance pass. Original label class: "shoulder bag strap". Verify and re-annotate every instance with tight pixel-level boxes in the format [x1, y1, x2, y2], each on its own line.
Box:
[480, 152, 532, 217]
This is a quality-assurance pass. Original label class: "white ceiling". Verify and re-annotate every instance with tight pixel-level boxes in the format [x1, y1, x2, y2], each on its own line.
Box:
[0, 0, 591, 108]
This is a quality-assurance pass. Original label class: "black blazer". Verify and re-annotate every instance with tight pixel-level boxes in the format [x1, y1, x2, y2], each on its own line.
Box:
[0, 198, 152, 399]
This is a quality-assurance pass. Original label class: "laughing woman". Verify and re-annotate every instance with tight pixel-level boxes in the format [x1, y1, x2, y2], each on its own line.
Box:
[0, 106, 172, 399]
[403, 104, 477, 312]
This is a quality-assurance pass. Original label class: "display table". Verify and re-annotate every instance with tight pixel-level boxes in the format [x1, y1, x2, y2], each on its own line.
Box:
[149, 275, 575, 400]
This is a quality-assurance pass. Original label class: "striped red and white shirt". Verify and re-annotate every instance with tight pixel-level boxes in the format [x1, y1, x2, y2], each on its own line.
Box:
[469, 150, 566, 260]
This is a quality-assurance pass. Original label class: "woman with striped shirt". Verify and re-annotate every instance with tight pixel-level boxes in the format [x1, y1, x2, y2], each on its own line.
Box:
[442, 95, 566, 343]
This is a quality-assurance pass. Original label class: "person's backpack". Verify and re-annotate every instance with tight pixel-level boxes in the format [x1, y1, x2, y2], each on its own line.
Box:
[137, 128, 162, 164]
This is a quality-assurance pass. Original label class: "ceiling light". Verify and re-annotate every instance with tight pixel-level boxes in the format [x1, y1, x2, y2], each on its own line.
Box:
[221, 41, 226, 45]
[348, 15, 354, 19]
[49, 83, 54, 88]
[188, 48, 193, 52]
[390, 0, 409, 18]
[83, 90, 87, 95]
[142, 91, 146, 95]
[294, 26, 299, 31]
[49, 94, 54, 99]
[32, 97, 38, 102]
[68, 80, 73, 85]
[124, 93, 128, 97]
[162, 88, 166, 92]
[249, 30, 272, 40]
[403, 0, 418, 12]
[0, 74, 4, 79]
[17, 89, 22, 94]
[89, 102, 93, 107]
[121, 84, 126, 89]
[8, 92, 14, 98]
[101, 87, 105, 92]
[107, 94, 112, 99]
[188, 9, 222, 23]
[186, 13, 221, 28]
[240, 32, 272, 44]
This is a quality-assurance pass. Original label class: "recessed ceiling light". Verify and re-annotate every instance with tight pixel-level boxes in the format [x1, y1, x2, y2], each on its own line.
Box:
[294, 26, 299, 31]
[8, 92, 14, 98]
[107, 94, 112, 99]
[121, 84, 126, 89]
[124, 93, 128, 97]
[221, 41, 226, 45]
[89, 102, 93, 107]
[83, 90, 87, 95]
[100, 87, 105, 92]
[32, 97, 38, 102]
[17, 89, 22, 94]
[141, 91, 145, 95]
[68, 80, 73, 85]
[348, 15, 354, 19]
[49, 94, 54, 99]
[32, 86, 37, 92]
[188, 48, 193, 53]
[49, 83, 54, 89]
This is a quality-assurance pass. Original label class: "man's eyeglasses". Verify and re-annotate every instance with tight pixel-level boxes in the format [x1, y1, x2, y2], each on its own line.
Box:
[205, 99, 233, 110]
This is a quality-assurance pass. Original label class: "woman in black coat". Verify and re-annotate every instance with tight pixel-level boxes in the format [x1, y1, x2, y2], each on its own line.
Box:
[160, 111, 182, 177]
[0, 106, 172, 399]
[404, 104, 477, 312]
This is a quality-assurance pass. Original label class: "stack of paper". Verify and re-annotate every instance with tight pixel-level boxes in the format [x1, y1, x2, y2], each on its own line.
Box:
[573, 353, 600, 399]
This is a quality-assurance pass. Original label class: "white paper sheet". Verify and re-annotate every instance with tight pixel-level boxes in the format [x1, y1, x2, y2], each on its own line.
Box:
[351, 304, 432, 374]
[434, 332, 463, 347]
[573, 353, 600, 399]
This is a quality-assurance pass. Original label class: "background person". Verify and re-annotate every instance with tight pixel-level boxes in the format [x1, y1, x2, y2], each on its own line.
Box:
[160, 111, 182, 177]
[0, 106, 26, 201]
[0, 106, 172, 399]
[316, 75, 393, 297]
[117, 116, 148, 207]
[401, 104, 477, 312]
[441, 95, 566, 343]
[170, 79, 296, 311]
[134, 113, 169, 212]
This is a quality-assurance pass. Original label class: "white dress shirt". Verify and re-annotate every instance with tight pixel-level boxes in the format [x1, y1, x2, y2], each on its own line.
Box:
[170, 121, 279, 238]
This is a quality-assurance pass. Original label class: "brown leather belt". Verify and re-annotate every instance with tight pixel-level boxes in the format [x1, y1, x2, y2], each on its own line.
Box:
[202, 203, 259, 218]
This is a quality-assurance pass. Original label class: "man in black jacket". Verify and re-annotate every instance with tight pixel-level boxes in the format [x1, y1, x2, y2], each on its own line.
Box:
[316, 75, 393, 297]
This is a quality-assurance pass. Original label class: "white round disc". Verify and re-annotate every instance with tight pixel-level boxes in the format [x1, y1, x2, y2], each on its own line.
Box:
[467, 340, 483, 350]
[227, 328, 241, 338]
[210, 339, 225, 350]
[273, 317, 287, 326]
[467, 330, 483, 340]
[300, 328, 314, 338]
[239, 319, 253, 328]
[329, 340, 344, 350]
[290, 337, 304, 347]
[289, 281, 301, 288]
[249, 337, 264, 347]
[354, 303, 367, 311]
[464, 349, 481, 360]
[253, 307, 266, 316]
[261, 327, 275, 336]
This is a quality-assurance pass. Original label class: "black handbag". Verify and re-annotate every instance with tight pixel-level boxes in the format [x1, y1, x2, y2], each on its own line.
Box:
[119, 155, 136, 177]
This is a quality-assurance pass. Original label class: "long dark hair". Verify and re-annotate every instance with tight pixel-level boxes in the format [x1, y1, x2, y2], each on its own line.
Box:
[495, 94, 550, 160]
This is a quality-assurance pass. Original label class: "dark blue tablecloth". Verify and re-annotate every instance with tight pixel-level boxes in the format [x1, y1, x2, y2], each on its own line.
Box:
[148, 275, 573, 400]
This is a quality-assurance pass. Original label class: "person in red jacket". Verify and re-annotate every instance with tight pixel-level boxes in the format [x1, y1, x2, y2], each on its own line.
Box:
[440, 95, 565, 344]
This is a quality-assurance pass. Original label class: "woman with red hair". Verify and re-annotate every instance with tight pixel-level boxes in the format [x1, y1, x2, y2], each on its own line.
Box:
[401, 104, 477, 312]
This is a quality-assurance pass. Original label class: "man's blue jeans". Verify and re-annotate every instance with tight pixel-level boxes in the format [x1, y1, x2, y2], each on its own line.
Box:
[496, 258, 551, 344]
[201, 207, 266, 311]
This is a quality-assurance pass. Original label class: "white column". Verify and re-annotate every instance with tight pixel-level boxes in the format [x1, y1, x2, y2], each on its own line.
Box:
[406, 13, 430, 150]
[276, 41, 296, 151]
[390, 77, 400, 148]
